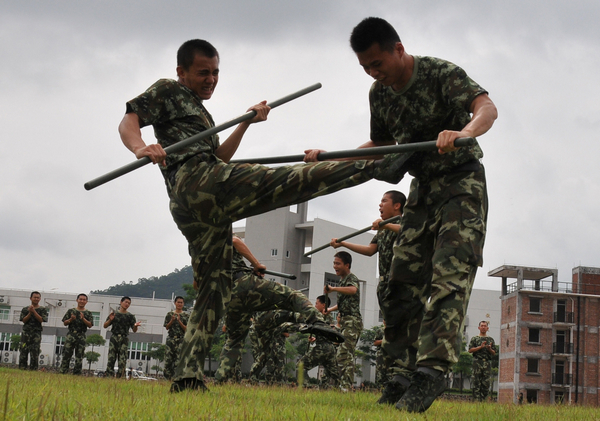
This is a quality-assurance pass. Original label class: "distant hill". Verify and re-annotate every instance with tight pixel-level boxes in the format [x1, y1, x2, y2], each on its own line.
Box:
[91, 266, 193, 301]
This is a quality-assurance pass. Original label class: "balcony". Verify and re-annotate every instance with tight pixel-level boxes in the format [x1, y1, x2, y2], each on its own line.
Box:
[552, 342, 574, 354]
[551, 373, 573, 386]
[553, 312, 575, 324]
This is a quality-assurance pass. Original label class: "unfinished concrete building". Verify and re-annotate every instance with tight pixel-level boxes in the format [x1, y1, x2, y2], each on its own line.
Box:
[490, 265, 600, 405]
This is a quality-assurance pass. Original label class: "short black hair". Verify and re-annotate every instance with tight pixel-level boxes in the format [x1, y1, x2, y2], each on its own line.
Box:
[30, 291, 41, 298]
[177, 39, 219, 70]
[174, 296, 185, 303]
[385, 190, 407, 214]
[316, 295, 331, 307]
[350, 17, 401, 53]
[120, 296, 131, 303]
[77, 293, 88, 300]
[334, 251, 352, 268]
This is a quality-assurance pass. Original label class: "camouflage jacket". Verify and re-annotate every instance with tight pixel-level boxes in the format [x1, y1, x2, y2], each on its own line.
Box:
[371, 229, 398, 281]
[469, 335, 496, 361]
[164, 311, 189, 339]
[126, 79, 219, 178]
[106, 311, 136, 337]
[369, 56, 487, 180]
[20, 306, 48, 334]
[337, 273, 361, 319]
[62, 308, 93, 335]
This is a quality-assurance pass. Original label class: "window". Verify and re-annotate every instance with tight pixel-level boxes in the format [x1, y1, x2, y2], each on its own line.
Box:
[0, 308, 9, 321]
[529, 297, 541, 313]
[0, 333, 12, 351]
[529, 328, 540, 343]
[526, 389, 538, 403]
[527, 358, 539, 374]
[554, 391, 564, 404]
[55, 336, 66, 356]
[271, 249, 278, 257]
[128, 342, 149, 360]
[91, 312, 101, 327]
[286, 250, 290, 258]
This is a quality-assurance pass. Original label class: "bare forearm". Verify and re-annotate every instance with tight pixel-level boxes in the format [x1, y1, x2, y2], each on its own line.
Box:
[214, 122, 251, 163]
[337, 241, 377, 256]
[462, 95, 498, 138]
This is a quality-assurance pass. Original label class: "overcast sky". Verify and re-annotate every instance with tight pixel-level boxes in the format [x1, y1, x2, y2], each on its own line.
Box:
[2, 1, 599, 295]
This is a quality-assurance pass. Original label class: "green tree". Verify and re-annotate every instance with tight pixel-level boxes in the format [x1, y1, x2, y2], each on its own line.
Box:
[451, 351, 473, 393]
[10, 334, 21, 352]
[84, 351, 101, 369]
[182, 283, 197, 305]
[85, 334, 106, 370]
[143, 343, 167, 375]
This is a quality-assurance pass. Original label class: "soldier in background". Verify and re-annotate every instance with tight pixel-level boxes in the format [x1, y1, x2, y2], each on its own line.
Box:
[468, 321, 496, 401]
[103, 296, 141, 378]
[60, 293, 93, 375]
[19, 291, 48, 370]
[324, 251, 363, 391]
[297, 295, 340, 388]
[163, 296, 189, 380]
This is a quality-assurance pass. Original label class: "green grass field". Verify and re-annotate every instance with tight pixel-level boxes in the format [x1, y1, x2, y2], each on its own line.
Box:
[0, 368, 598, 421]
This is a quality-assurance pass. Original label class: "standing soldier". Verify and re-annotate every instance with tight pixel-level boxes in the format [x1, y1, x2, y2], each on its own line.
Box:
[297, 295, 340, 388]
[19, 291, 48, 370]
[163, 296, 189, 380]
[324, 251, 363, 391]
[103, 296, 141, 378]
[468, 321, 496, 401]
[373, 322, 388, 389]
[60, 293, 93, 375]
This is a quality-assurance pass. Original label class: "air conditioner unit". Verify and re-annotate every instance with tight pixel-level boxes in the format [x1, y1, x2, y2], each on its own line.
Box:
[39, 354, 48, 365]
[0, 296, 8, 304]
[57, 300, 63, 307]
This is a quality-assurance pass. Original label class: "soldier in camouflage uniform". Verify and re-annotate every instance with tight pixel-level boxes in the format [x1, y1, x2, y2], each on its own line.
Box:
[19, 291, 48, 370]
[297, 295, 340, 387]
[468, 321, 496, 401]
[215, 236, 329, 383]
[103, 296, 141, 378]
[345, 17, 497, 412]
[118, 39, 401, 393]
[60, 293, 93, 375]
[372, 323, 389, 388]
[163, 296, 189, 380]
[324, 251, 363, 390]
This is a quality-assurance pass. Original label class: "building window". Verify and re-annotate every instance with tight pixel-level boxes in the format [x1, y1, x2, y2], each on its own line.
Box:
[554, 391, 564, 404]
[128, 342, 149, 360]
[0, 333, 12, 352]
[528, 328, 540, 343]
[91, 312, 101, 327]
[526, 389, 538, 403]
[271, 249, 278, 257]
[527, 358, 539, 374]
[529, 297, 541, 313]
[286, 250, 290, 258]
[55, 336, 66, 356]
[0, 308, 9, 321]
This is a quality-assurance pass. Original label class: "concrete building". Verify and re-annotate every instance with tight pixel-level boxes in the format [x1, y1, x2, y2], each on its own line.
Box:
[491, 264, 600, 406]
[0, 289, 172, 373]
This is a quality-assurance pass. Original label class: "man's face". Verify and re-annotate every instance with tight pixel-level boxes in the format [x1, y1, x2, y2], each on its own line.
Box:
[77, 295, 88, 308]
[315, 299, 326, 313]
[175, 299, 184, 311]
[30, 294, 41, 305]
[177, 53, 219, 100]
[379, 193, 400, 220]
[478, 322, 489, 334]
[333, 257, 350, 277]
[120, 299, 131, 311]
[356, 42, 404, 87]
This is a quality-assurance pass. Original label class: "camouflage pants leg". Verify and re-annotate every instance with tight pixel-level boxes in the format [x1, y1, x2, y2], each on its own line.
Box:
[384, 167, 488, 376]
[105, 335, 128, 378]
[299, 343, 339, 386]
[60, 334, 86, 374]
[375, 347, 391, 388]
[19, 331, 41, 370]
[472, 359, 491, 401]
[163, 335, 183, 380]
[264, 334, 287, 384]
[336, 317, 362, 389]
[215, 311, 251, 382]
[169, 157, 374, 382]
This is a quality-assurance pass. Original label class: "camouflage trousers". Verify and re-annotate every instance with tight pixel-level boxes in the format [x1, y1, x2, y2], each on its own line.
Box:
[382, 166, 488, 377]
[105, 334, 129, 378]
[60, 333, 86, 375]
[250, 331, 287, 383]
[337, 316, 363, 389]
[163, 335, 184, 380]
[472, 359, 492, 401]
[169, 155, 374, 381]
[298, 341, 339, 386]
[19, 331, 41, 370]
[215, 273, 322, 382]
[375, 346, 391, 388]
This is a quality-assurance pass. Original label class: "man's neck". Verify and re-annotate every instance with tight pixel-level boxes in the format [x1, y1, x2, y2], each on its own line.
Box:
[77, 306, 86, 311]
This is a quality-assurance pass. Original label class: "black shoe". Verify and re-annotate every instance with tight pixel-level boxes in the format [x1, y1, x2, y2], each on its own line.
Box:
[170, 378, 209, 393]
[377, 377, 408, 405]
[395, 371, 446, 413]
[299, 321, 345, 343]
[373, 152, 415, 184]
